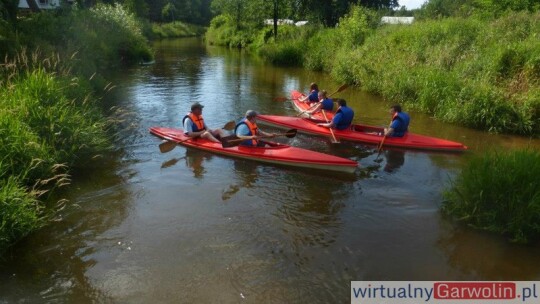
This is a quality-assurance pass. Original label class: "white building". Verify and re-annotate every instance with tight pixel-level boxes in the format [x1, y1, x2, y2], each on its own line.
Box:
[264, 19, 295, 26]
[18, 0, 73, 10]
[381, 16, 415, 24]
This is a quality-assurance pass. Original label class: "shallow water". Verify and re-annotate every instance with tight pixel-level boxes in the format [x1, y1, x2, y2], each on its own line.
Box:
[1, 38, 539, 303]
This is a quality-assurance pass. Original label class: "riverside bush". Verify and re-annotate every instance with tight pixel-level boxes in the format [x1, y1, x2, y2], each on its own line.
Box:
[17, 4, 152, 76]
[443, 149, 540, 243]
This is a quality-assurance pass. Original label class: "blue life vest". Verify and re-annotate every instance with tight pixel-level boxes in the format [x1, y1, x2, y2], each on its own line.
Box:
[321, 98, 333, 111]
[308, 90, 319, 103]
[334, 106, 354, 130]
[391, 112, 410, 137]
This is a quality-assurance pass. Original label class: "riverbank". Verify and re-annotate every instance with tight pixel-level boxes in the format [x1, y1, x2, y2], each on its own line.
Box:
[147, 21, 206, 39]
[0, 4, 152, 253]
[206, 7, 540, 136]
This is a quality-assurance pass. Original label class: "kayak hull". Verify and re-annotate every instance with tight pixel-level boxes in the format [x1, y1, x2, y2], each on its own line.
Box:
[257, 115, 468, 152]
[150, 127, 358, 173]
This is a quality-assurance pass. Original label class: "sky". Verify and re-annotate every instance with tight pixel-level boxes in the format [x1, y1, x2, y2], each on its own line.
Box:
[398, 0, 427, 9]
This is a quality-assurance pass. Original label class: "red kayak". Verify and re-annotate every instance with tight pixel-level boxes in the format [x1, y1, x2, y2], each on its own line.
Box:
[150, 127, 358, 173]
[256, 115, 468, 152]
[290, 90, 335, 120]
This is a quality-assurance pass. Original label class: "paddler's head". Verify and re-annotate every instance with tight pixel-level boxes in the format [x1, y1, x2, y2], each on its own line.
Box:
[191, 102, 204, 115]
[245, 110, 258, 122]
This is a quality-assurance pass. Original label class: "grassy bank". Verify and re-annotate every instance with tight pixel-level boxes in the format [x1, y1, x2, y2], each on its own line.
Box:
[148, 21, 206, 39]
[206, 8, 540, 136]
[0, 4, 151, 253]
[443, 149, 540, 243]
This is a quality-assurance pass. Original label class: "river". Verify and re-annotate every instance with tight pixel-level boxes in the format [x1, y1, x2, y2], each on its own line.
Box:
[1, 38, 539, 303]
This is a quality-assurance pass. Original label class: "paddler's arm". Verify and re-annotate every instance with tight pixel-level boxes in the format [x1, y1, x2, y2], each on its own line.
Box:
[258, 130, 277, 138]
[184, 118, 207, 138]
[317, 121, 334, 128]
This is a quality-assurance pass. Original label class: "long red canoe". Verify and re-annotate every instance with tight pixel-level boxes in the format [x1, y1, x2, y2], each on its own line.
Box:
[256, 115, 468, 152]
[150, 127, 358, 173]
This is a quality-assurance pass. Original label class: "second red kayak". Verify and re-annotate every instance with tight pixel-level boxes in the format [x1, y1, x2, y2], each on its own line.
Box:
[150, 127, 358, 173]
[257, 115, 468, 152]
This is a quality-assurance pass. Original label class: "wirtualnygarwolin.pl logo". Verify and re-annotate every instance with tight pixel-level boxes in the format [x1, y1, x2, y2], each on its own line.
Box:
[351, 281, 539, 303]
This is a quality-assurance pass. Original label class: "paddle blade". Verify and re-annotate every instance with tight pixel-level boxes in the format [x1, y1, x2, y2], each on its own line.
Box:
[336, 83, 349, 93]
[220, 135, 242, 148]
[222, 120, 236, 131]
[159, 140, 177, 153]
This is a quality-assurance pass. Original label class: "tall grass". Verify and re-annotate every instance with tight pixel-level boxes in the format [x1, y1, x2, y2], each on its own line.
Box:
[443, 149, 540, 243]
[0, 51, 112, 253]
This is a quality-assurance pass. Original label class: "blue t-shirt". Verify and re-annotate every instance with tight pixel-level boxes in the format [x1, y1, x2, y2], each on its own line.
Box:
[235, 123, 250, 136]
[307, 90, 319, 102]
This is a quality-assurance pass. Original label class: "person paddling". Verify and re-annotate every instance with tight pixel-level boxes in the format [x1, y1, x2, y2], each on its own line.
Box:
[183, 102, 227, 143]
[235, 110, 277, 146]
[298, 82, 319, 103]
[317, 99, 354, 130]
[384, 104, 410, 137]
[306, 90, 334, 116]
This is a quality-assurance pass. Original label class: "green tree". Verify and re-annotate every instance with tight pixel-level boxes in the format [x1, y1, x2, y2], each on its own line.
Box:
[123, 0, 149, 18]
[161, 1, 178, 22]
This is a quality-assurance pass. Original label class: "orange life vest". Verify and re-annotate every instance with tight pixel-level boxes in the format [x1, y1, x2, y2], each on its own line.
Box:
[235, 118, 258, 146]
[183, 113, 206, 132]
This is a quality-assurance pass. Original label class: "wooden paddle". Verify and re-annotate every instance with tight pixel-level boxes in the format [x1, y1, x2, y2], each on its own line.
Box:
[374, 134, 387, 162]
[375, 122, 393, 162]
[159, 120, 236, 153]
[327, 83, 349, 98]
[221, 129, 297, 148]
[321, 110, 340, 144]
[274, 83, 349, 102]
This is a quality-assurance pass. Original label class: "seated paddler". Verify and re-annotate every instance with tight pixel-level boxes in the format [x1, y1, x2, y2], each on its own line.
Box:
[234, 110, 277, 147]
[183, 102, 227, 143]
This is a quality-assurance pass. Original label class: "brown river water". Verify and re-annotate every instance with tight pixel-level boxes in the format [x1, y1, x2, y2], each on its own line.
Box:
[1, 38, 539, 303]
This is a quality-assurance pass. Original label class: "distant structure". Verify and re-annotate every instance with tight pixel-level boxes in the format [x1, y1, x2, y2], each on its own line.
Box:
[381, 16, 415, 24]
[18, 0, 74, 10]
[264, 19, 295, 26]
[295, 21, 308, 27]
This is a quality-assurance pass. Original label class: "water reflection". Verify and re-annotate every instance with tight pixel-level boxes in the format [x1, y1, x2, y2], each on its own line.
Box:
[0, 166, 132, 302]
[438, 223, 540, 280]
[183, 148, 214, 179]
[383, 149, 405, 173]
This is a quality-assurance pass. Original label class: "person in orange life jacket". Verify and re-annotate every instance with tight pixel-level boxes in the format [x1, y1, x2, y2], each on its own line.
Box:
[298, 82, 319, 103]
[183, 102, 227, 143]
[234, 110, 277, 146]
[316, 99, 354, 130]
[384, 104, 410, 137]
[306, 90, 334, 116]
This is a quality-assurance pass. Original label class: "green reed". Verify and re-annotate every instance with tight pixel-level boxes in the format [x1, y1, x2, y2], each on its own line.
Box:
[443, 149, 540, 243]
